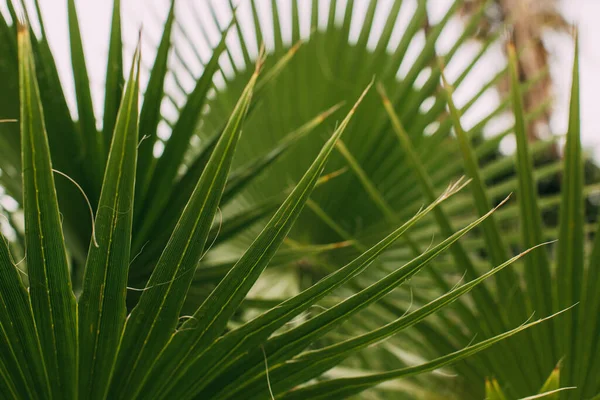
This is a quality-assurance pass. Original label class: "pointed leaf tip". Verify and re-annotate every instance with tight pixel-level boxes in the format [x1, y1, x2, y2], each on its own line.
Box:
[376, 82, 391, 106]
[318, 102, 345, 122]
[290, 39, 304, 54]
[256, 44, 267, 73]
[350, 80, 374, 114]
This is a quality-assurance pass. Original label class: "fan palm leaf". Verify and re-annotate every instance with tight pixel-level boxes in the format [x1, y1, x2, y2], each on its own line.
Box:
[0, 1, 597, 399]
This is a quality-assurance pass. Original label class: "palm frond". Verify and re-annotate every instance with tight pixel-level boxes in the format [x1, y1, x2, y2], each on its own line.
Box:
[0, 1, 597, 399]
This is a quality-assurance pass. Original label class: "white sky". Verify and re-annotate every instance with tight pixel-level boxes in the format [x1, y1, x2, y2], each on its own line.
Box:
[6, 0, 600, 158]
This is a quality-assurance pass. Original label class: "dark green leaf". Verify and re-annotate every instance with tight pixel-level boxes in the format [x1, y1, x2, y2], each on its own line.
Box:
[18, 25, 77, 399]
[102, 0, 124, 148]
[78, 47, 140, 400]
[109, 53, 262, 400]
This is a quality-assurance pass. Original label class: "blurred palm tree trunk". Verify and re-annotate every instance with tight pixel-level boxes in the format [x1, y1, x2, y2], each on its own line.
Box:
[462, 0, 568, 144]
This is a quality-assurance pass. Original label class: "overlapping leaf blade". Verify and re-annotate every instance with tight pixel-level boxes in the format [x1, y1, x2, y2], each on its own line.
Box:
[138, 84, 374, 399]
[555, 35, 584, 397]
[507, 43, 556, 373]
[207, 196, 505, 399]
[158, 179, 464, 399]
[134, 0, 176, 208]
[440, 68, 545, 380]
[242, 244, 552, 400]
[102, 0, 124, 148]
[109, 53, 262, 399]
[18, 25, 77, 400]
[128, 103, 342, 282]
[378, 82, 531, 391]
[78, 47, 140, 400]
[0, 231, 50, 399]
[68, 0, 104, 197]
[0, 1, 597, 399]
[134, 17, 235, 245]
[279, 312, 561, 400]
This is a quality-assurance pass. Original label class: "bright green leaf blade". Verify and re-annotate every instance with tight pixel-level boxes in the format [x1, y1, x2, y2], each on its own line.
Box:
[18, 25, 77, 400]
[102, 0, 124, 149]
[208, 195, 505, 400]
[130, 165, 345, 286]
[68, 0, 104, 196]
[130, 102, 341, 275]
[555, 35, 584, 395]
[441, 68, 512, 290]
[194, 240, 351, 285]
[132, 129, 220, 253]
[580, 200, 600, 396]
[159, 179, 464, 399]
[486, 379, 508, 400]
[221, 102, 342, 205]
[8, 7, 93, 262]
[278, 310, 565, 400]
[521, 388, 577, 400]
[237, 234, 549, 400]
[129, 196, 277, 285]
[134, 0, 176, 208]
[77, 47, 140, 400]
[335, 138, 395, 220]
[507, 43, 556, 365]
[255, 40, 303, 94]
[139, 83, 374, 399]
[378, 81, 531, 390]
[538, 367, 560, 399]
[440, 68, 545, 377]
[136, 18, 234, 241]
[109, 55, 261, 400]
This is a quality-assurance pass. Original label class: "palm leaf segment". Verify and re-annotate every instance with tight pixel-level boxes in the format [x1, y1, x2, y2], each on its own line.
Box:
[0, 1, 597, 399]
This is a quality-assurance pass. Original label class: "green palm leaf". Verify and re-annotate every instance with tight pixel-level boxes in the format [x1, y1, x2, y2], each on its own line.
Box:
[0, 1, 598, 399]
[18, 24, 77, 399]
[77, 45, 141, 400]
[109, 51, 262, 399]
